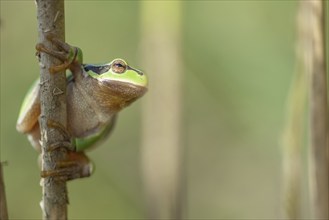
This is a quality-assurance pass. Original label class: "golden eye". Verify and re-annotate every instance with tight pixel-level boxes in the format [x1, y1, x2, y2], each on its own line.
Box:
[112, 59, 127, 74]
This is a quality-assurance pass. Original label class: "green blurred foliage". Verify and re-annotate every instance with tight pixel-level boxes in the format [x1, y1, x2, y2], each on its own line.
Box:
[0, 1, 304, 219]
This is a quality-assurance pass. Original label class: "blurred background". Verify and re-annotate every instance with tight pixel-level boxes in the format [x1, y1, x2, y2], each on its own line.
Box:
[0, 1, 320, 219]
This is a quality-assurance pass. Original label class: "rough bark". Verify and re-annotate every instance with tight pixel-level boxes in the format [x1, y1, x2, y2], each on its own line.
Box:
[36, 1, 68, 219]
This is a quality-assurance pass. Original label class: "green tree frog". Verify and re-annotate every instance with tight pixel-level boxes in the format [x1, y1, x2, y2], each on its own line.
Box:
[16, 35, 147, 180]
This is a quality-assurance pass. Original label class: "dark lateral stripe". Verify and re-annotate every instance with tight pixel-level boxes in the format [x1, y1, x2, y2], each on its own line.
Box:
[83, 64, 111, 75]
[127, 66, 144, 76]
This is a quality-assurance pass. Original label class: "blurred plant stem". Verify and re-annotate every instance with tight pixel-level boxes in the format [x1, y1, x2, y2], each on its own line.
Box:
[36, 0, 68, 219]
[0, 162, 8, 220]
[140, 2, 184, 219]
[281, 2, 313, 219]
[281, 1, 329, 219]
[303, 0, 328, 219]
[281, 18, 307, 218]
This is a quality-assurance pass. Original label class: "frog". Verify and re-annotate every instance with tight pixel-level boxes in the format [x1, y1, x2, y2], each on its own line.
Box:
[16, 35, 148, 180]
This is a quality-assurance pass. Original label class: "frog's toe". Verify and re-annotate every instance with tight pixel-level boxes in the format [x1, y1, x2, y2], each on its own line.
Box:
[36, 43, 68, 62]
[46, 34, 71, 53]
[48, 62, 71, 74]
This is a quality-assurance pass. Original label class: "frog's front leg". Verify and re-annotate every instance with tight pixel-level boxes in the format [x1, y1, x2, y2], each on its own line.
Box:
[41, 151, 93, 181]
[36, 34, 81, 73]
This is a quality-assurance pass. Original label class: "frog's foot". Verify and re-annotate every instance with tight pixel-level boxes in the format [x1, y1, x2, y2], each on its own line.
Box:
[41, 151, 93, 181]
[35, 35, 78, 73]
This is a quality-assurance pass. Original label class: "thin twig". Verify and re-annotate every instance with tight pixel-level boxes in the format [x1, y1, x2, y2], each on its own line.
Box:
[36, 1, 68, 219]
[0, 162, 9, 220]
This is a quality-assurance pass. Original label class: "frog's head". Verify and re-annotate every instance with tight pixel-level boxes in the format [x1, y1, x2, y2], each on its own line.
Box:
[84, 59, 148, 110]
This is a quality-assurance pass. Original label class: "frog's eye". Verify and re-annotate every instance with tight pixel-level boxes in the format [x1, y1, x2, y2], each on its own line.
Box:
[112, 59, 127, 74]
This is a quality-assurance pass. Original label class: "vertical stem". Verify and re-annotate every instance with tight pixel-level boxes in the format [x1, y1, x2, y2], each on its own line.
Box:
[140, 2, 184, 219]
[306, 0, 328, 219]
[36, 1, 68, 219]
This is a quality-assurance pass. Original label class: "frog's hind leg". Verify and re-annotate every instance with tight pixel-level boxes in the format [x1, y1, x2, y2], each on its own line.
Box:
[39, 120, 93, 180]
[39, 119, 92, 181]
[40, 151, 93, 181]
[27, 123, 42, 152]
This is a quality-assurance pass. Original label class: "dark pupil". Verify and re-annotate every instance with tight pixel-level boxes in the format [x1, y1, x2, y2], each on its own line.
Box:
[114, 63, 123, 68]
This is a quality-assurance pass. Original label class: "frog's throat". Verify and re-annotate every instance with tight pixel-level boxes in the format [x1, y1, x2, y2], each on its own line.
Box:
[94, 80, 147, 112]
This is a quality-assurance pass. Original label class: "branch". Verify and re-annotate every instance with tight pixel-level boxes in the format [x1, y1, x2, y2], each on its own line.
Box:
[36, 1, 68, 219]
[0, 162, 9, 220]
